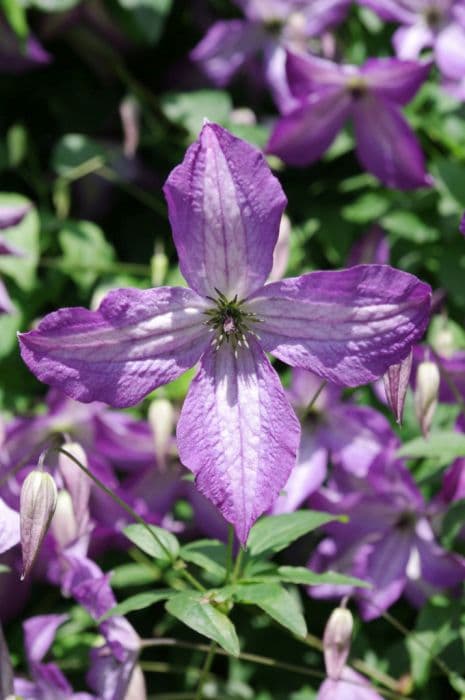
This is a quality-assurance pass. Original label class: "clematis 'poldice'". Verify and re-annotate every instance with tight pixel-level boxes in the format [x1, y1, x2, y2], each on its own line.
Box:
[19, 123, 432, 543]
[268, 52, 432, 189]
[191, 0, 349, 109]
[360, 0, 465, 85]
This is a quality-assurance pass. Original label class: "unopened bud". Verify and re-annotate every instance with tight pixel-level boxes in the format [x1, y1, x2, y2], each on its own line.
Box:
[124, 664, 147, 700]
[119, 96, 140, 158]
[20, 470, 58, 580]
[323, 606, 353, 680]
[148, 398, 175, 467]
[0, 623, 14, 698]
[383, 350, 412, 424]
[414, 360, 440, 437]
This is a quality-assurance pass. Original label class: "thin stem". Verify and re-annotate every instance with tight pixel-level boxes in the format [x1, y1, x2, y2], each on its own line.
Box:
[56, 447, 174, 563]
[178, 567, 206, 593]
[194, 643, 217, 700]
[98, 166, 167, 218]
[304, 380, 327, 417]
[225, 525, 234, 583]
[231, 546, 244, 584]
[140, 637, 409, 700]
[59, 155, 106, 183]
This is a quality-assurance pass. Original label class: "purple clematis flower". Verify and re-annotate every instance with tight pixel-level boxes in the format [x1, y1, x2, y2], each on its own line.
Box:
[191, 0, 349, 109]
[268, 51, 432, 189]
[19, 123, 431, 543]
[0, 18, 51, 74]
[360, 0, 465, 82]
[317, 666, 383, 700]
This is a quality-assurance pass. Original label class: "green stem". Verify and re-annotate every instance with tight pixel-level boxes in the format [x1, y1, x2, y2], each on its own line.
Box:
[231, 546, 244, 584]
[178, 567, 206, 593]
[225, 525, 234, 583]
[194, 642, 217, 700]
[98, 166, 167, 217]
[303, 380, 327, 418]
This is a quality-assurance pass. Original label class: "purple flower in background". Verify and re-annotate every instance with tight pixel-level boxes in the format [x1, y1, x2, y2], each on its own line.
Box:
[0, 18, 51, 74]
[308, 457, 465, 619]
[191, 0, 349, 108]
[268, 52, 432, 189]
[0, 203, 27, 314]
[317, 666, 384, 700]
[361, 0, 465, 82]
[19, 123, 431, 543]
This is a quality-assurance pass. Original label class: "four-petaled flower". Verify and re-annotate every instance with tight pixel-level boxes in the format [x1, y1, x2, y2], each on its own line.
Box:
[268, 52, 432, 189]
[19, 123, 431, 543]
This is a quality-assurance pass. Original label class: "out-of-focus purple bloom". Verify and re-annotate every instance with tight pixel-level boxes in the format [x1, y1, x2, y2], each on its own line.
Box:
[0, 19, 51, 74]
[317, 666, 383, 700]
[361, 0, 465, 81]
[460, 211, 465, 235]
[14, 613, 96, 699]
[0, 622, 14, 697]
[0, 497, 20, 555]
[268, 52, 432, 189]
[19, 123, 431, 543]
[0, 202, 30, 230]
[346, 226, 390, 267]
[272, 368, 400, 514]
[191, 0, 350, 108]
[269, 213, 291, 281]
[308, 457, 465, 619]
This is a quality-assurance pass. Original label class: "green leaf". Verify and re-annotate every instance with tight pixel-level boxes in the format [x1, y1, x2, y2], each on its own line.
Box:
[1, 0, 28, 39]
[99, 589, 174, 621]
[442, 499, 465, 548]
[380, 211, 439, 244]
[0, 193, 39, 290]
[166, 592, 239, 656]
[160, 90, 232, 137]
[115, 0, 172, 44]
[111, 563, 160, 589]
[276, 566, 371, 589]
[124, 524, 179, 563]
[51, 134, 106, 178]
[247, 510, 342, 558]
[342, 192, 389, 223]
[233, 583, 307, 638]
[180, 540, 227, 581]
[59, 220, 115, 288]
[397, 432, 465, 460]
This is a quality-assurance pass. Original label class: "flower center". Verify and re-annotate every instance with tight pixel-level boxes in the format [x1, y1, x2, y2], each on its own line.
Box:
[424, 4, 443, 27]
[395, 510, 417, 531]
[346, 76, 368, 99]
[204, 290, 259, 349]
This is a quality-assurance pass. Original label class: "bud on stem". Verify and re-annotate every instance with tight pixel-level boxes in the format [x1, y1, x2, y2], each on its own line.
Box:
[383, 350, 412, 424]
[414, 360, 440, 437]
[323, 605, 353, 680]
[20, 470, 58, 580]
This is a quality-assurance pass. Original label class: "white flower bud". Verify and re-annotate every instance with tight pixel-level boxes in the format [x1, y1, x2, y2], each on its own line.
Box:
[323, 606, 353, 680]
[414, 360, 440, 437]
[20, 470, 58, 580]
[148, 398, 175, 467]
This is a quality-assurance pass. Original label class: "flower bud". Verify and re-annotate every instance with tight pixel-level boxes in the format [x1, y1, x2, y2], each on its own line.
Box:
[414, 360, 440, 437]
[148, 398, 175, 468]
[0, 623, 14, 699]
[323, 606, 353, 680]
[20, 470, 58, 580]
[383, 350, 412, 424]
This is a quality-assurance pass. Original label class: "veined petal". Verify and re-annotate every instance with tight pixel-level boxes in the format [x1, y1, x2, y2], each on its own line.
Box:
[176, 336, 300, 544]
[164, 122, 287, 299]
[190, 20, 265, 86]
[247, 265, 431, 386]
[19, 287, 210, 408]
[267, 89, 352, 166]
[361, 57, 431, 104]
[352, 96, 431, 189]
[286, 51, 349, 100]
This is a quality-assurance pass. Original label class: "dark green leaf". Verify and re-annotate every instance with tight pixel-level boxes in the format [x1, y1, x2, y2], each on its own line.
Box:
[247, 510, 343, 557]
[99, 589, 174, 621]
[233, 583, 307, 638]
[124, 524, 179, 562]
[276, 566, 371, 589]
[180, 540, 227, 580]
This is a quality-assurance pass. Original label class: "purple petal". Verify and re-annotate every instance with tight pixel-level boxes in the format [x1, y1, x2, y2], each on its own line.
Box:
[317, 666, 384, 700]
[416, 538, 465, 589]
[270, 429, 327, 514]
[353, 96, 431, 189]
[285, 51, 348, 100]
[19, 287, 209, 408]
[0, 203, 30, 230]
[460, 213, 465, 236]
[24, 614, 68, 664]
[392, 23, 435, 59]
[359, 0, 418, 23]
[164, 122, 287, 299]
[267, 89, 351, 166]
[0, 498, 20, 554]
[59, 443, 91, 528]
[269, 213, 291, 282]
[176, 336, 300, 544]
[435, 23, 465, 80]
[191, 20, 265, 85]
[0, 623, 14, 697]
[361, 58, 431, 104]
[302, 0, 350, 35]
[347, 226, 390, 267]
[0, 20, 51, 74]
[358, 530, 411, 620]
[87, 645, 139, 700]
[247, 265, 431, 386]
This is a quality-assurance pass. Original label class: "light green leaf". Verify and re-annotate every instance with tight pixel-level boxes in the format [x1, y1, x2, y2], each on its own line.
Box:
[248, 510, 343, 558]
[51, 134, 106, 178]
[180, 540, 227, 580]
[276, 566, 371, 589]
[0, 193, 39, 290]
[111, 563, 160, 589]
[124, 524, 179, 563]
[442, 499, 465, 548]
[59, 220, 115, 288]
[233, 583, 307, 638]
[380, 211, 439, 243]
[166, 592, 240, 656]
[0, 564, 11, 574]
[100, 589, 174, 621]
[342, 192, 389, 223]
[115, 0, 172, 44]
[160, 90, 232, 137]
[397, 432, 465, 460]
[2, 0, 28, 39]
